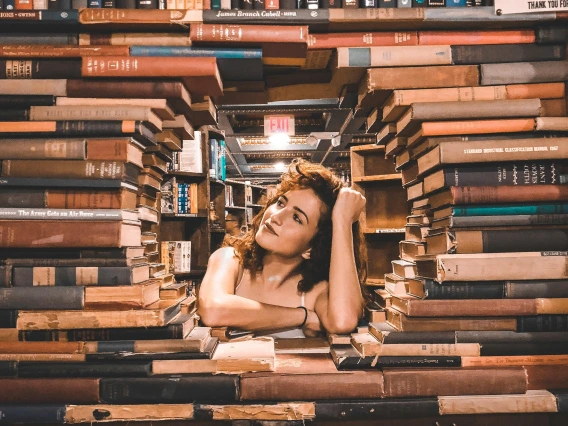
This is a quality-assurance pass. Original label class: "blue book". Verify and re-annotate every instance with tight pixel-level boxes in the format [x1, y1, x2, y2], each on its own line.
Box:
[130, 46, 262, 60]
[0, 405, 66, 423]
[446, 0, 466, 5]
[3, 0, 16, 9]
[87, 0, 102, 6]
[451, 203, 568, 217]
[219, 140, 226, 181]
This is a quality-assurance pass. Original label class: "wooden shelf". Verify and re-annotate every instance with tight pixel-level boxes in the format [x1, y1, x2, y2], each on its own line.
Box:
[247, 203, 264, 209]
[225, 205, 246, 210]
[364, 228, 405, 235]
[353, 174, 402, 183]
[210, 228, 225, 234]
[161, 213, 207, 219]
[210, 178, 226, 186]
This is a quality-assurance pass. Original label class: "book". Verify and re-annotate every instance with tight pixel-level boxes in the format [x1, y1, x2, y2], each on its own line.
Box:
[0, 287, 84, 310]
[315, 398, 439, 421]
[0, 121, 156, 146]
[0, 221, 141, 248]
[418, 29, 536, 45]
[100, 375, 238, 403]
[397, 99, 542, 137]
[20, 313, 197, 341]
[0, 378, 99, 404]
[382, 367, 527, 397]
[152, 337, 275, 374]
[336, 46, 452, 68]
[14, 361, 152, 378]
[451, 44, 565, 65]
[0, 45, 129, 58]
[481, 61, 568, 85]
[15, 299, 181, 330]
[190, 24, 308, 44]
[417, 137, 568, 176]
[423, 162, 568, 195]
[79, 32, 192, 46]
[307, 31, 418, 49]
[415, 252, 568, 282]
[240, 353, 385, 400]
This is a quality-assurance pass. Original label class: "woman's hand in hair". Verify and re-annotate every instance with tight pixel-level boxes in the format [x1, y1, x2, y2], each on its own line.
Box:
[332, 187, 366, 225]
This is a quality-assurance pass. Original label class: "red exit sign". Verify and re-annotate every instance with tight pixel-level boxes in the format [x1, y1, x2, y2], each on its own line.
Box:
[264, 115, 295, 136]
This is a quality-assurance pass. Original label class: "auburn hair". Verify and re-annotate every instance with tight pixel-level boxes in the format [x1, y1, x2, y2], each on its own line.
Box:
[225, 159, 369, 299]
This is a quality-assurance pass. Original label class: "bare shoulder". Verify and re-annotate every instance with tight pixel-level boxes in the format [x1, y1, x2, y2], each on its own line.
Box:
[307, 280, 329, 303]
[208, 247, 239, 267]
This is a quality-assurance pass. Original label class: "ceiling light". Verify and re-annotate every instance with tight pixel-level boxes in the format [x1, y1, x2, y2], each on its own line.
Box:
[268, 133, 291, 146]
[274, 162, 286, 171]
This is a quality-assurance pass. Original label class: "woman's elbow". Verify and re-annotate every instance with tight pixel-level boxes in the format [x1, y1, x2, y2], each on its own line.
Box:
[197, 297, 226, 327]
[326, 315, 360, 335]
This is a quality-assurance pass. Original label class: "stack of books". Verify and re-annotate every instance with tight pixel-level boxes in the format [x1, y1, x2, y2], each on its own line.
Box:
[339, 25, 568, 393]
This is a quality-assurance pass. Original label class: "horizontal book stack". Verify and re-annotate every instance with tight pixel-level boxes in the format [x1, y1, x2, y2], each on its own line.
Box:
[340, 25, 568, 395]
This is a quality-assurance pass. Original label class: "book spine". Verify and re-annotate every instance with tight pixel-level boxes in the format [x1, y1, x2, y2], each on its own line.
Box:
[442, 162, 566, 188]
[480, 342, 568, 356]
[506, 281, 568, 299]
[17, 361, 152, 378]
[0, 189, 46, 208]
[190, 23, 307, 43]
[0, 406, 66, 423]
[0, 287, 84, 310]
[0, 139, 86, 160]
[448, 214, 568, 227]
[2, 160, 130, 180]
[315, 399, 440, 420]
[81, 56, 217, 78]
[424, 280, 505, 299]
[452, 44, 565, 65]
[129, 46, 262, 59]
[553, 391, 568, 412]
[0, 361, 18, 377]
[0, 59, 81, 79]
[517, 315, 568, 332]
[0, 95, 56, 107]
[0, 310, 18, 328]
[0, 221, 136, 248]
[535, 27, 568, 44]
[100, 376, 238, 403]
[461, 229, 568, 253]
[481, 61, 568, 86]
[12, 266, 138, 287]
[450, 185, 568, 205]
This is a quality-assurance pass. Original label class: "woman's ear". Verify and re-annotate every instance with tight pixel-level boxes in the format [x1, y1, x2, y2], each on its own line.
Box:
[301, 249, 312, 260]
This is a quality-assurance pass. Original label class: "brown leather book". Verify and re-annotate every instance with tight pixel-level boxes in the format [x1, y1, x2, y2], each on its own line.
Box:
[190, 24, 308, 44]
[46, 188, 137, 210]
[240, 353, 385, 401]
[79, 8, 202, 25]
[0, 45, 129, 58]
[80, 33, 192, 46]
[428, 185, 568, 209]
[85, 282, 160, 309]
[0, 341, 84, 354]
[0, 221, 141, 248]
[308, 31, 418, 49]
[0, 378, 100, 403]
[87, 138, 145, 169]
[417, 137, 568, 176]
[387, 308, 517, 332]
[382, 367, 528, 397]
[524, 364, 568, 390]
[462, 355, 568, 367]
[65, 80, 192, 116]
[418, 29, 536, 46]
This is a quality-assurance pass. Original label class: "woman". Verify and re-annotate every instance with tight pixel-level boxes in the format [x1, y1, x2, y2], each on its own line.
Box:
[198, 159, 368, 337]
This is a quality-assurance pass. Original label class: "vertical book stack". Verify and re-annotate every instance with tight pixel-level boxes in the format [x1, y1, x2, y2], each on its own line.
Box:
[335, 25, 568, 401]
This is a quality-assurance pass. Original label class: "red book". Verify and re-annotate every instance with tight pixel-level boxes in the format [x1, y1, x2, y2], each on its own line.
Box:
[190, 24, 308, 44]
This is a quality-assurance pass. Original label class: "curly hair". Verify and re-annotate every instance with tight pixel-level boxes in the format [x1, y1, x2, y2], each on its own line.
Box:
[225, 159, 368, 299]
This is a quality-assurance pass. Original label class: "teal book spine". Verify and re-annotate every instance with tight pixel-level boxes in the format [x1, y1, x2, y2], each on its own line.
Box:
[130, 46, 262, 60]
[452, 203, 568, 217]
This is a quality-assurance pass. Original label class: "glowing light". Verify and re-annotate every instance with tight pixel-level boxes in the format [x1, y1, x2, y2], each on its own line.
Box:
[274, 162, 286, 171]
[268, 133, 291, 146]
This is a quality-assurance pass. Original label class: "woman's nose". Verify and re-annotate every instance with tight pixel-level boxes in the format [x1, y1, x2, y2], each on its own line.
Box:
[270, 209, 284, 225]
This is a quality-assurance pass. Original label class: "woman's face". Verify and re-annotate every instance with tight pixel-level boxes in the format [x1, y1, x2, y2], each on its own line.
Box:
[255, 188, 324, 258]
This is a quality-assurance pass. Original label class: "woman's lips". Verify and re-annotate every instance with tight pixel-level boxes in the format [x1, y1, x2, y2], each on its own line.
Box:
[264, 222, 278, 236]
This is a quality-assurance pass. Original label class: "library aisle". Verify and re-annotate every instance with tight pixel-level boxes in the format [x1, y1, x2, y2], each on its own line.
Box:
[0, 2, 568, 425]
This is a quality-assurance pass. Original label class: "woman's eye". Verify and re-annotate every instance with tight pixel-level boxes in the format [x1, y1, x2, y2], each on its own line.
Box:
[276, 199, 284, 207]
[293, 214, 302, 224]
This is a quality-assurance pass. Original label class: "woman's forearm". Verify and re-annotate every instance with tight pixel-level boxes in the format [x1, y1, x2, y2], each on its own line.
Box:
[326, 220, 364, 332]
[198, 293, 307, 331]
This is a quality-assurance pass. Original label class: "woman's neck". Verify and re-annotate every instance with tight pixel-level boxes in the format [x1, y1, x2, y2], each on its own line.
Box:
[259, 253, 303, 289]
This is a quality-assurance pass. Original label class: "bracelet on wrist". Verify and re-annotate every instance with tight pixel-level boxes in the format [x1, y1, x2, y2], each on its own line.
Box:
[297, 306, 308, 328]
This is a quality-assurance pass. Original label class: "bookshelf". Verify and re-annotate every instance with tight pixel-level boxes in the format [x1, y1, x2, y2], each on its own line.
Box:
[350, 144, 410, 285]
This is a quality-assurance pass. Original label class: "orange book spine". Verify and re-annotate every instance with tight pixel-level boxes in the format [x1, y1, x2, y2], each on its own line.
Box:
[0, 342, 84, 354]
[82, 56, 217, 77]
[451, 185, 568, 205]
[79, 9, 179, 24]
[419, 30, 535, 46]
[190, 24, 308, 44]
[46, 190, 131, 210]
[14, 0, 33, 9]
[506, 82, 565, 100]
[0, 46, 129, 58]
[0, 221, 132, 248]
[421, 118, 536, 136]
[462, 355, 568, 367]
[308, 31, 418, 49]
